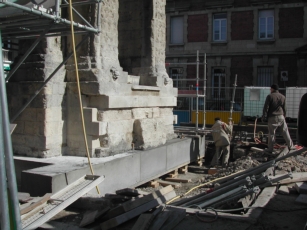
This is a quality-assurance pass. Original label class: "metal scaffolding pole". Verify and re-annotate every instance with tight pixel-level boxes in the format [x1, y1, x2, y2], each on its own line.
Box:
[195, 50, 199, 130]
[0, 29, 22, 230]
[203, 53, 207, 129]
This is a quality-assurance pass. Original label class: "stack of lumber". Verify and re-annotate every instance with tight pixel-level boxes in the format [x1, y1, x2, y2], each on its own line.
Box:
[78, 185, 185, 230]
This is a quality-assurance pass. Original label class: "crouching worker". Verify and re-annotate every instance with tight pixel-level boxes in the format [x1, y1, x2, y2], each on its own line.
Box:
[210, 117, 232, 168]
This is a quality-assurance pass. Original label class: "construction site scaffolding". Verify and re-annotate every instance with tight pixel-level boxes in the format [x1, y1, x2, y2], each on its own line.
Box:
[0, 0, 102, 228]
[167, 50, 209, 136]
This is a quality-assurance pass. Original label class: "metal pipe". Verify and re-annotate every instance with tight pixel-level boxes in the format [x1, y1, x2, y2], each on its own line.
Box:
[166, 62, 205, 65]
[0, 29, 22, 229]
[182, 176, 252, 207]
[0, 1, 99, 33]
[195, 50, 199, 131]
[60, 0, 103, 7]
[229, 74, 237, 130]
[10, 34, 90, 123]
[198, 186, 243, 208]
[202, 53, 207, 129]
[63, 0, 94, 29]
[55, 0, 60, 18]
[0, 29, 10, 230]
[212, 186, 259, 208]
[5, 26, 50, 82]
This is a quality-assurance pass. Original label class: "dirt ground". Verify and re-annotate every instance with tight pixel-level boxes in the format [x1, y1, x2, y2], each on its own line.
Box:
[43, 144, 307, 230]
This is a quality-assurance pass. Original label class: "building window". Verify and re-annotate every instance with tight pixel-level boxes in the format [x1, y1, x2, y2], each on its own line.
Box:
[259, 10, 274, 39]
[170, 68, 183, 88]
[170, 16, 184, 44]
[212, 68, 226, 99]
[213, 13, 227, 42]
[257, 67, 273, 86]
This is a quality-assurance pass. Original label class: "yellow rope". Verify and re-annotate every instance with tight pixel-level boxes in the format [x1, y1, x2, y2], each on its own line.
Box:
[166, 169, 243, 204]
[68, 0, 100, 194]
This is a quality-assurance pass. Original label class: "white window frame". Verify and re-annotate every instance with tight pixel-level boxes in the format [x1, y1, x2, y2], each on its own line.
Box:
[213, 13, 227, 42]
[258, 10, 274, 39]
[170, 16, 184, 44]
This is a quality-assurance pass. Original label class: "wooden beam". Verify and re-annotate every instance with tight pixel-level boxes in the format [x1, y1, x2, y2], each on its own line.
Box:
[100, 190, 176, 230]
[165, 178, 191, 183]
[156, 180, 182, 188]
[20, 193, 52, 215]
[107, 185, 174, 219]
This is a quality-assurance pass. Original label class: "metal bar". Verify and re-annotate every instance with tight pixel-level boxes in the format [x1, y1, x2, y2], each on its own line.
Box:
[63, 0, 94, 29]
[198, 186, 243, 208]
[5, 26, 50, 82]
[212, 187, 259, 208]
[60, 0, 103, 7]
[0, 29, 10, 230]
[0, 29, 22, 230]
[195, 50, 199, 131]
[10, 34, 90, 123]
[181, 177, 252, 207]
[203, 53, 207, 129]
[55, 0, 60, 18]
[5, 31, 90, 40]
[0, 1, 99, 34]
[166, 62, 205, 65]
[229, 74, 237, 123]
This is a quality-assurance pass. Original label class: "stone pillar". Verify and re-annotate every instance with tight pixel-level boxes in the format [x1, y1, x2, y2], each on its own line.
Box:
[118, 0, 170, 87]
[7, 37, 66, 157]
[65, 0, 177, 157]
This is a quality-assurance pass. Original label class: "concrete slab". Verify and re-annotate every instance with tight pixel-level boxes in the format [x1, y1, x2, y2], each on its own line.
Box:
[16, 137, 206, 196]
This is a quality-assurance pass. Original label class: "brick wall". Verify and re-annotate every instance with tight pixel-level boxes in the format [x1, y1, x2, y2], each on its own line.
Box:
[279, 7, 304, 39]
[187, 14, 208, 42]
[231, 11, 254, 40]
[231, 56, 253, 86]
[279, 55, 298, 86]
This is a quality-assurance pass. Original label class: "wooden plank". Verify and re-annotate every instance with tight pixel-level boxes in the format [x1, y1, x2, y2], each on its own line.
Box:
[100, 190, 176, 230]
[79, 207, 109, 227]
[131, 206, 163, 230]
[167, 169, 178, 178]
[147, 180, 160, 188]
[247, 186, 276, 220]
[18, 192, 32, 203]
[295, 194, 307, 204]
[156, 180, 182, 188]
[79, 210, 98, 227]
[178, 165, 188, 174]
[115, 188, 140, 197]
[131, 213, 153, 230]
[148, 211, 171, 230]
[107, 185, 174, 218]
[20, 193, 52, 215]
[159, 209, 186, 230]
[277, 186, 290, 195]
[165, 178, 191, 183]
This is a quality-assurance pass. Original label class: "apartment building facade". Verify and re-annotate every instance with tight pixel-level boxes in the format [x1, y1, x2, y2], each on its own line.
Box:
[165, 0, 307, 101]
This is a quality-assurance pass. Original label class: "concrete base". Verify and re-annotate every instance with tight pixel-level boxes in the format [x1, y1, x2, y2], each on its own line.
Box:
[15, 137, 206, 196]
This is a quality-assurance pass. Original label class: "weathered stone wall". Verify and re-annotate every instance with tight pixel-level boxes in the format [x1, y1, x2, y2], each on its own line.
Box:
[8, 37, 66, 157]
[7, 0, 177, 158]
[65, 0, 177, 157]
